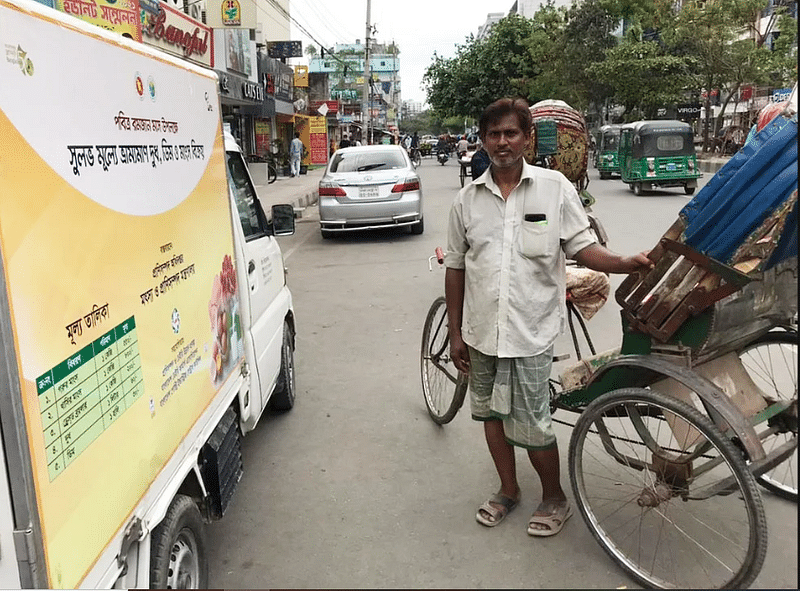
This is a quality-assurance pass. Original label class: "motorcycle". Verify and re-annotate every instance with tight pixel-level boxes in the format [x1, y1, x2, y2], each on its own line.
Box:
[437, 150, 449, 165]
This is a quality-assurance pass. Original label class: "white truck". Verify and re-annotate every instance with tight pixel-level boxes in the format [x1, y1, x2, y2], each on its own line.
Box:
[0, 0, 297, 586]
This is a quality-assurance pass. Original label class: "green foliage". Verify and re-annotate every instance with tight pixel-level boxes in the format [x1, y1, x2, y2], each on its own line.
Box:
[424, 14, 539, 118]
[588, 39, 694, 119]
[421, 0, 796, 136]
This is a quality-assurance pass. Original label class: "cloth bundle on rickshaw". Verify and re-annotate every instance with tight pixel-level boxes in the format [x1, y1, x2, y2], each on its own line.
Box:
[524, 99, 590, 190]
[616, 95, 798, 343]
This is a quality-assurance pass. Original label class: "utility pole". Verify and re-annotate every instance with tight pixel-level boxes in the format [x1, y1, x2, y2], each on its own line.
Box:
[362, 0, 371, 144]
[392, 39, 397, 130]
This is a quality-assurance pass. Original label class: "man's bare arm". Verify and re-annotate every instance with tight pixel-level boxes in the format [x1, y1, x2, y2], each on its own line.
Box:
[444, 267, 470, 374]
[573, 243, 653, 275]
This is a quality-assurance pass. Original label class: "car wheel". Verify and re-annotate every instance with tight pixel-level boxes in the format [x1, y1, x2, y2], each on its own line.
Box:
[410, 217, 424, 235]
[321, 228, 334, 239]
[684, 185, 696, 195]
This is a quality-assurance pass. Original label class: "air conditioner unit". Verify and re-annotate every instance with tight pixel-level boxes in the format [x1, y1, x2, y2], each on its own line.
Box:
[255, 26, 264, 46]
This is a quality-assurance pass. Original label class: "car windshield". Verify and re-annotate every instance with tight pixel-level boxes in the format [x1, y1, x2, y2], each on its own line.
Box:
[330, 150, 406, 173]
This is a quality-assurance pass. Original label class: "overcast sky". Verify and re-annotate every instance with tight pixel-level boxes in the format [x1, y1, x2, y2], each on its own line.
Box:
[289, 0, 515, 105]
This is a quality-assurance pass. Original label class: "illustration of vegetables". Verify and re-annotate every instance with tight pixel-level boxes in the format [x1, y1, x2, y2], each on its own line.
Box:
[209, 255, 237, 382]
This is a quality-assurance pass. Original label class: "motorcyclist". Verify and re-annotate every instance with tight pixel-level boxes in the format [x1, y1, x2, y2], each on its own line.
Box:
[436, 135, 449, 155]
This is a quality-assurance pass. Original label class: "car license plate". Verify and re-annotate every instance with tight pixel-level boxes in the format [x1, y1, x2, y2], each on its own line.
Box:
[667, 163, 676, 171]
[359, 186, 380, 198]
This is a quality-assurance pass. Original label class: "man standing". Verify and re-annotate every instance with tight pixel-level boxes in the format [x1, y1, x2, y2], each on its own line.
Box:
[289, 131, 304, 177]
[445, 97, 651, 537]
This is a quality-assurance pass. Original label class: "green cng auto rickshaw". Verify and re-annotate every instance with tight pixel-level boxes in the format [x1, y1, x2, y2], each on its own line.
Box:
[594, 124, 622, 179]
[619, 120, 701, 195]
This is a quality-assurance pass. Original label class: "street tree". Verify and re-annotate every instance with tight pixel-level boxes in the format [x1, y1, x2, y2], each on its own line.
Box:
[424, 14, 539, 119]
[664, 0, 788, 150]
[587, 27, 694, 120]
[560, 0, 621, 110]
[521, 2, 569, 104]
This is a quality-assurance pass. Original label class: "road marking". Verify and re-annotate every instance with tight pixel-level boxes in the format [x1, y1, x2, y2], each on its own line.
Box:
[282, 222, 318, 261]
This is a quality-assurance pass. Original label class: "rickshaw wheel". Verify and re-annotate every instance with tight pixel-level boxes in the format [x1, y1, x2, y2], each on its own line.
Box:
[568, 387, 767, 590]
[739, 331, 798, 501]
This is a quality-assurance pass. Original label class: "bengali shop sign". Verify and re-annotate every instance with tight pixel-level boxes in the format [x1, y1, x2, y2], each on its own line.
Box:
[141, 3, 213, 68]
[309, 115, 327, 165]
[56, 0, 142, 41]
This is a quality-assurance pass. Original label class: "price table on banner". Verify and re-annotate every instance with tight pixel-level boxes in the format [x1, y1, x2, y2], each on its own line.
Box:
[36, 316, 144, 481]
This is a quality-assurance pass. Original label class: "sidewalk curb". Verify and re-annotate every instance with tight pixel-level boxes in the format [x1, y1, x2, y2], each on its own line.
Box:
[698, 159, 727, 174]
[292, 190, 318, 218]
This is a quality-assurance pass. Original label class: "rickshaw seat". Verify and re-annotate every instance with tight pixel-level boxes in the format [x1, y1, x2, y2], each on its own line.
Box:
[615, 219, 753, 343]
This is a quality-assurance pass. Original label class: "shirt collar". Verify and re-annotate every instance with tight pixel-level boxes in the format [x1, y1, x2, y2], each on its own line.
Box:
[475, 159, 537, 197]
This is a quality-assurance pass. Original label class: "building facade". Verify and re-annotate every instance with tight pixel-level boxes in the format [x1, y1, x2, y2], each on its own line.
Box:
[308, 41, 401, 144]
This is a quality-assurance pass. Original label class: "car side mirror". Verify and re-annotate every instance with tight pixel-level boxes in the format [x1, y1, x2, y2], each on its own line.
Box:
[271, 204, 295, 236]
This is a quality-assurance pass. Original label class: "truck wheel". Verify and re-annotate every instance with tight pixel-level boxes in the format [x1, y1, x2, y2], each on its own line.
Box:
[269, 322, 296, 411]
[150, 494, 208, 589]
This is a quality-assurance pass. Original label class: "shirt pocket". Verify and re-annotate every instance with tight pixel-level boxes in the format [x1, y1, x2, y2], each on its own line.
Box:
[518, 219, 551, 259]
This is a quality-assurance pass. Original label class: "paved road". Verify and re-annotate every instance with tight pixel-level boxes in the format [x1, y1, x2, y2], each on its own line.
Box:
[208, 156, 797, 589]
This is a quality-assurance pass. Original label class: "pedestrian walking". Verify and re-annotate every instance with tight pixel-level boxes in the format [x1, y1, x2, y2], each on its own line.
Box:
[289, 132, 304, 177]
[444, 97, 651, 537]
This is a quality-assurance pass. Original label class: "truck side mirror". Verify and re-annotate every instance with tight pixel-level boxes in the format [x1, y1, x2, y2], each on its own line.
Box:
[271, 204, 295, 236]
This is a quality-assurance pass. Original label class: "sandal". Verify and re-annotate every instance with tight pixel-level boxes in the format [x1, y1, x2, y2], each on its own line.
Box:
[476, 492, 519, 527]
[527, 500, 573, 537]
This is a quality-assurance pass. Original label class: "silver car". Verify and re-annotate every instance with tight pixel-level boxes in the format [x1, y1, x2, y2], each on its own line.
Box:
[318, 145, 424, 238]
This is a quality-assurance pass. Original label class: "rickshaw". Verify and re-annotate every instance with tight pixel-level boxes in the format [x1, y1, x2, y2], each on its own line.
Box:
[525, 99, 591, 192]
[594, 123, 623, 179]
[421, 95, 798, 588]
[619, 120, 701, 195]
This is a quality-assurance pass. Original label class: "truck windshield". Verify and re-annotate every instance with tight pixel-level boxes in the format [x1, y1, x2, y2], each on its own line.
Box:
[226, 151, 267, 240]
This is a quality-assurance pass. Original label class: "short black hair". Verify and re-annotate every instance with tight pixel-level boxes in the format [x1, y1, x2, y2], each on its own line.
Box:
[478, 97, 532, 139]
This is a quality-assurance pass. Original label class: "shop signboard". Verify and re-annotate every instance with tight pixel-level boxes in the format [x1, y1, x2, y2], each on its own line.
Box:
[676, 103, 701, 120]
[311, 100, 339, 114]
[772, 87, 792, 102]
[308, 115, 327, 165]
[255, 119, 270, 155]
[204, 0, 256, 28]
[141, 3, 213, 68]
[56, 0, 142, 41]
[267, 40, 302, 58]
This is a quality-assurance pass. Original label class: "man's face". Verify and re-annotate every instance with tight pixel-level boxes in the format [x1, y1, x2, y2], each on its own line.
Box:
[483, 113, 530, 170]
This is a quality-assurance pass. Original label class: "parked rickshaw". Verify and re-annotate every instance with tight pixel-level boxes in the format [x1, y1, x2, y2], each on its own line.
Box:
[422, 93, 798, 588]
[525, 99, 591, 191]
[594, 123, 622, 179]
[619, 120, 701, 195]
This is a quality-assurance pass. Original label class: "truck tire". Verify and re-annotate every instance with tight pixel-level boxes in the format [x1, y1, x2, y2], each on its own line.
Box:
[150, 494, 208, 589]
[269, 322, 296, 411]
